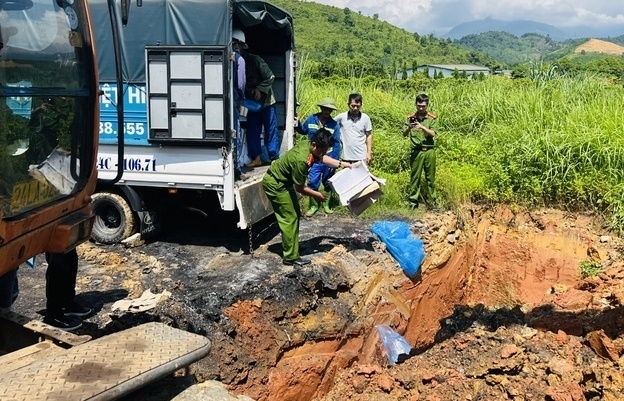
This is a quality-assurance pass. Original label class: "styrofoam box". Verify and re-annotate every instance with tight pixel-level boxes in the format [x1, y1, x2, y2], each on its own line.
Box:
[328, 162, 374, 206]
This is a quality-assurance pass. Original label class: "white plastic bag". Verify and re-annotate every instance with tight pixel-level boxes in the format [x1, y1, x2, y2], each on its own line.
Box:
[376, 324, 412, 365]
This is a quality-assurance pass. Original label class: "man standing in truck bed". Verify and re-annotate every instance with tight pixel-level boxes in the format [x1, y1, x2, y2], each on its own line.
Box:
[244, 49, 280, 166]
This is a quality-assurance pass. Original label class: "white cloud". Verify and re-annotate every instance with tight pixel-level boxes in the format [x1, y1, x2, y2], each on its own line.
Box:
[312, 0, 624, 35]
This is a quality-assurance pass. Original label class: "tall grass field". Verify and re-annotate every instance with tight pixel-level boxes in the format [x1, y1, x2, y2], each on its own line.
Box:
[296, 69, 624, 232]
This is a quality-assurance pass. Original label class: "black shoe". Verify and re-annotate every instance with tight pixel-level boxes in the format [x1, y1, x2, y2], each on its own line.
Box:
[283, 257, 311, 266]
[43, 314, 82, 331]
[63, 302, 92, 317]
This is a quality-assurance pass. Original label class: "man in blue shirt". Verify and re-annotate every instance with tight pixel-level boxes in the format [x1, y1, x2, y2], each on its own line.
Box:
[296, 97, 341, 216]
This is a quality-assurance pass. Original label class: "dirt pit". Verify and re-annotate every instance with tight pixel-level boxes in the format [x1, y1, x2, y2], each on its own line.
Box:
[11, 205, 624, 400]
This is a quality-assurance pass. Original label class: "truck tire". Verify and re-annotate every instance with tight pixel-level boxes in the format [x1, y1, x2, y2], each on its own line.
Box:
[91, 192, 136, 244]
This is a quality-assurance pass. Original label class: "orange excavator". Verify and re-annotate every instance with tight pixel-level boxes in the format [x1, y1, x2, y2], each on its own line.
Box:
[0, 1, 209, 398]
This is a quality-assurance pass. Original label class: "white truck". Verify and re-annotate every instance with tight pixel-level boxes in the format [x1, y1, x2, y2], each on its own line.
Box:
[88, 0, 296, 243]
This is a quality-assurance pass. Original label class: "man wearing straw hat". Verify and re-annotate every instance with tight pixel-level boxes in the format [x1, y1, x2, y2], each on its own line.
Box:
[296, 97, 341, 216]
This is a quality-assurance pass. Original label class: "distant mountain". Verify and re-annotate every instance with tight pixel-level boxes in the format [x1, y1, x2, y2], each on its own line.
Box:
[454, 31, 566, 66]
[446, 18, 566, 41]
[454, 32, 624, 68]
[445, 17, 624, 41]
[267, 0, 499, 74]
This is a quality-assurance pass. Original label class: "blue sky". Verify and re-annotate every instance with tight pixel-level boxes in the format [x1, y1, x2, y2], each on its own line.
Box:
[313, 0, 624, 37]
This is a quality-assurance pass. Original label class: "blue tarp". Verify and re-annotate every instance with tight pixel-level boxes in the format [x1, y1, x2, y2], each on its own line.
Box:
[371, 221, 425, 278]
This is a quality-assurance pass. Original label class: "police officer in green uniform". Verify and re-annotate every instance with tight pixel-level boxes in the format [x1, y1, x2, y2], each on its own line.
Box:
[263, 129, 351, 266]
[402, 93, 437, 209]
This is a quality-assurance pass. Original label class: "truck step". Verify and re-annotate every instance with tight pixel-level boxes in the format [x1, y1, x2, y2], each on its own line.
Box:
[0, 322, 211, 401]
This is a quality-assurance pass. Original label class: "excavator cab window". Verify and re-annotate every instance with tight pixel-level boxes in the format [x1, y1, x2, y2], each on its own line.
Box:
[0, 0, 95, 219]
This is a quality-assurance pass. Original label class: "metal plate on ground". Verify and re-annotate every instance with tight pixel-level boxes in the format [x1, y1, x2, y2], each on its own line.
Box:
[0, 322, 211, 401]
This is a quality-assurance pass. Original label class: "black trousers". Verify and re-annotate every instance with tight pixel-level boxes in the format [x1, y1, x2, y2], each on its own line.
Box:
[45, 248, 78, 316]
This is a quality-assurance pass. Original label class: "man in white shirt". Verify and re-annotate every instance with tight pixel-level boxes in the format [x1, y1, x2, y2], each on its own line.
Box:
[334, 93, 372, 164]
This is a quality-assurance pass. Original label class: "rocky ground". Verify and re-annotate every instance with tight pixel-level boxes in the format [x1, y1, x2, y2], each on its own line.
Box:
[10, 205, 624, 400]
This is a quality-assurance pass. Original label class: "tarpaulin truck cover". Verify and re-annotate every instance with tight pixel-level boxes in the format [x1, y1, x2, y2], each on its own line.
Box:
[87, 0, 294, 82]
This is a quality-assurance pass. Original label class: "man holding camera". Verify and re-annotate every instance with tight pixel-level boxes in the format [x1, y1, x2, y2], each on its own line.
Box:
[402, 93, 437, 209]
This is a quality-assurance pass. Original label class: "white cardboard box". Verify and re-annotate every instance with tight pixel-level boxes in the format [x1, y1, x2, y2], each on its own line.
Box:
[328, 162, 373, 206]
[328, 163, 385, 214]
[348, 181, 383, 216]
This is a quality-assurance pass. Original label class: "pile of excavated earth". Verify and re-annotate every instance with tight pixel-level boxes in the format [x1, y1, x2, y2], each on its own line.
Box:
[11, 205, 624, 400]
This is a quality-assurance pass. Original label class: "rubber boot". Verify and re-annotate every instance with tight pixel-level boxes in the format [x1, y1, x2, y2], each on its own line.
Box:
[326, 190, 338, 213]
[306, 198, 319, 217]
[322, 201, 333, 214]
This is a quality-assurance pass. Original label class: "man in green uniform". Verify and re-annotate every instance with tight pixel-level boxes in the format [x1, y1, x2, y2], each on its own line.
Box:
[402, 93, 437, 209]
[263, 129, 351, 266]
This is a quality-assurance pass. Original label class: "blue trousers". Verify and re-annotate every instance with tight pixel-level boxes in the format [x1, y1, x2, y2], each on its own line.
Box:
[247, 104, 280, 160]
[307, 161, 333, 191]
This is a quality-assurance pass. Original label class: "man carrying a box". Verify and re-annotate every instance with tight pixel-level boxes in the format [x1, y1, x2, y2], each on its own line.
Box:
[263, 129, 351, 266]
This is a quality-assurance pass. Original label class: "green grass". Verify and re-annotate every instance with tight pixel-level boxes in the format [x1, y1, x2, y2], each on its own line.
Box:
[296, 69, 624, 231]
[579, 260, 603, 279]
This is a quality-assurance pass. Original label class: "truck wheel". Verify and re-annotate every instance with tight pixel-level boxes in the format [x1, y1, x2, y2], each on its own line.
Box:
[91, 192, 135, 244]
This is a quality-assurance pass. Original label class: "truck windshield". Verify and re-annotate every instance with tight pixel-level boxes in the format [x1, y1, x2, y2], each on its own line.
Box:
[0, 0, 94, 219]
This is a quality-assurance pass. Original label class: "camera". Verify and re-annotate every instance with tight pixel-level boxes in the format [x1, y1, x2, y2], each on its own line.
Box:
[408, 115, 418, 124]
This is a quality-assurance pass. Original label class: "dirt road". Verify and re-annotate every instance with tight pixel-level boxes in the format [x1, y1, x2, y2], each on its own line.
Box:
[10, 206, 624, 400]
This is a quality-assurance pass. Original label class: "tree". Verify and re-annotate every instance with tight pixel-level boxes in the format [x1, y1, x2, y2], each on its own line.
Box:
[343, 7, 354, 27]
[344, 13, 354, 27]
[512, 64, 530, 79]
